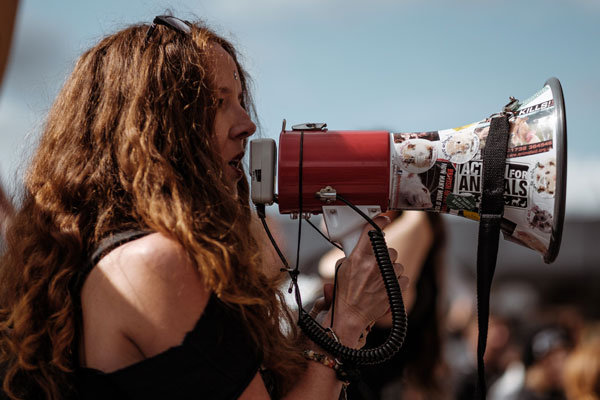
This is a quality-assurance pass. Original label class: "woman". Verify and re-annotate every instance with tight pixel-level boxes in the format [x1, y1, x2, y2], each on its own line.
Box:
[0, 16, 407, 400]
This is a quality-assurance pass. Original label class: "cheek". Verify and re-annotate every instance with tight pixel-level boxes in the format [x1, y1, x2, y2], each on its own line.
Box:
[213, 115, 228, 156]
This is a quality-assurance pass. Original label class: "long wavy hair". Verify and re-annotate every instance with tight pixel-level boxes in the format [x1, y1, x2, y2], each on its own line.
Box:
[0, 20, 305, 399]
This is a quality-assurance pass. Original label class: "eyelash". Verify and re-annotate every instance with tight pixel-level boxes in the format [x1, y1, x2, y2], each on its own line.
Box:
[217, 97, 245, 109]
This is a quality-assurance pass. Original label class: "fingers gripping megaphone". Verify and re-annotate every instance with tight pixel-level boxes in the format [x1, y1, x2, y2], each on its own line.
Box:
[251, 78, 566, 263]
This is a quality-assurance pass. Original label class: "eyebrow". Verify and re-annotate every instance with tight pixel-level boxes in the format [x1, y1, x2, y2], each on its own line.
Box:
[217, 87, 233, 95]
[217, 86, 244, 103]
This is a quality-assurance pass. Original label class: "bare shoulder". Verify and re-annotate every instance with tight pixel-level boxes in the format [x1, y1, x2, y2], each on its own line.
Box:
[82, 232, 211, 358]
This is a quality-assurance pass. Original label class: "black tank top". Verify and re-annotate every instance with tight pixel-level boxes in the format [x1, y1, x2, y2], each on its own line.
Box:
[72, 231, 264, 399]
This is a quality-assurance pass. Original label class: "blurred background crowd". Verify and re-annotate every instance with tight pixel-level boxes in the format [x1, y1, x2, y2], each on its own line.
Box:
[1, 1, 599, 399]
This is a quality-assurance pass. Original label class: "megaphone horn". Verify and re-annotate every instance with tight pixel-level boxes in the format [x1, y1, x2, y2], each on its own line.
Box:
[251, 77, 567, 264]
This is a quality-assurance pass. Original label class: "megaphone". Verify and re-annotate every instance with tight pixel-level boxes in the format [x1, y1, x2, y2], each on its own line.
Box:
[251, 78, 566, 263]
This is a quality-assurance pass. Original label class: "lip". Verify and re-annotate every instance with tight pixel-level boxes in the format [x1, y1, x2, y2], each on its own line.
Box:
[230, 151, 245, 163]
[227, 151, 245, 180]
[227, 164, 243, 182]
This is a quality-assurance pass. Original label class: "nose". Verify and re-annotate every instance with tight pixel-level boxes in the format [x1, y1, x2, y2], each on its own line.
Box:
[232, 107, 256, 140]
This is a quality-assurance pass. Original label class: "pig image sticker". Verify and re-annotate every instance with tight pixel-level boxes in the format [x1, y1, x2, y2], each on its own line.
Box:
[395, 139, 438, 174]
[442, 129, 480, 164]
[391, 172, 433, 209]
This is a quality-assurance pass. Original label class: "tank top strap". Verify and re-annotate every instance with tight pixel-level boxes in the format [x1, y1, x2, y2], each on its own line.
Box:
[88, 230, 152, 268]
[70, 230, 151, 297]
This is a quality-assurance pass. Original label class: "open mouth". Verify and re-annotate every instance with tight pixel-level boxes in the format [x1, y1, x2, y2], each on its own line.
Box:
[228, 153, 244, 170]
[227, 152, 244, 181]
[228, 159, 241, 169]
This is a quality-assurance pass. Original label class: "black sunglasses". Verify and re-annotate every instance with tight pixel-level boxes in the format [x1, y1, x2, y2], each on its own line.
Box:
[145, 15, 192, 43]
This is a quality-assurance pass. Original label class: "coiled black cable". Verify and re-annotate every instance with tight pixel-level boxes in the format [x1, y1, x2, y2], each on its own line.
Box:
[257, 200, 408, 366]
[297, 228, 407, 365]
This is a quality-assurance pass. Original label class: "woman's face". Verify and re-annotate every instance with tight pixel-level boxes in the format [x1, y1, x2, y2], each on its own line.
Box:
[210, 44, 256, 197]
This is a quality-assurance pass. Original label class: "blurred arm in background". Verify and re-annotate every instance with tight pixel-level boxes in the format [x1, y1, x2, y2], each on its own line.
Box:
[0, 0, 20, 234]
[1, 0, 19, 85]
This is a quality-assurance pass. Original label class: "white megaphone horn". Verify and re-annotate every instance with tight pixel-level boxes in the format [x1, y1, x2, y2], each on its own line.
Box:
[250, 77, 567, 263]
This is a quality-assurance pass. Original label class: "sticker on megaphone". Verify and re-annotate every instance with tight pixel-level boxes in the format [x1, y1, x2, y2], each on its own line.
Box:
[389, 81, 565, 262]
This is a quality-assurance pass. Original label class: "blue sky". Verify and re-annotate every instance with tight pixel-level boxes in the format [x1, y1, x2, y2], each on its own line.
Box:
[1, 0, 599, 214]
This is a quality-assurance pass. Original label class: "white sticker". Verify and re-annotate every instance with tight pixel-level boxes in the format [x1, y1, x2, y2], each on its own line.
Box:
[394, 138, 438, 173]
[530, 156, 556, 198]
[527, 205, 553, 233]
[441, 128, 480, 164]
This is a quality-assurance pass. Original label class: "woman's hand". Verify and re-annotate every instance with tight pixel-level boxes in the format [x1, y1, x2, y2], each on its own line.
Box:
[322, 216, 409, 347]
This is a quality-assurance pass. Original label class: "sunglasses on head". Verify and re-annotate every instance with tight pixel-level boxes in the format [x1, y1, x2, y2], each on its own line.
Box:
[145, 15, 192, 43]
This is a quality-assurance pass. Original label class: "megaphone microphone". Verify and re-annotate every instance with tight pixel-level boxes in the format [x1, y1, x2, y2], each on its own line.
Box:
[250, 78, 567, 395]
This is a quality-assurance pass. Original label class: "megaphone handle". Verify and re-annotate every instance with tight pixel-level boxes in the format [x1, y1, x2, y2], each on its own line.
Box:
[339, 233, 361, 258]
[322, 205, 382, 257]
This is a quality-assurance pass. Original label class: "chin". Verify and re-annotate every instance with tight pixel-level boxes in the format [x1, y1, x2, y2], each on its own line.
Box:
[227, 180, 239, 199]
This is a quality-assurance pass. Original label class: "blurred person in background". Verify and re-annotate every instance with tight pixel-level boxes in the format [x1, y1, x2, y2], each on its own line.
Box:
[516, 325, 574, 400]
[453, 313, 524, 400]
[319, 211, 448, 400]
[0, 0, 19, 85]
[485, 316, 528, 400]
[469, 282, 541, 400]
[562, 338, 600, 400]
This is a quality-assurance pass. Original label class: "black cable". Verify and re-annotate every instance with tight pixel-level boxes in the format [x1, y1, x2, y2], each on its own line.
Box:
[255, 204, 290, 270]
[305, 218, 343, 251]
[335, 194, 383, 233]
[257, 201, 408, 366]
[329, 261, 343, 329]
[288, 131, 305, 309]
[294, 131, 304, 274]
